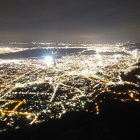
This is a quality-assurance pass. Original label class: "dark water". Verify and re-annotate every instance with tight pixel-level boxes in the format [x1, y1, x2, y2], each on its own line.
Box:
[0, 48, 86, 59]
[100, 51, 128, 55]
[0, 43, 133, 59]
[0, 48, 130, 59]
[81, 50, 128, 55]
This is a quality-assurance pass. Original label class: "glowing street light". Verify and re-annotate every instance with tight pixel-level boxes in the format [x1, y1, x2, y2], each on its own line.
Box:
[43, 55, 54, 66]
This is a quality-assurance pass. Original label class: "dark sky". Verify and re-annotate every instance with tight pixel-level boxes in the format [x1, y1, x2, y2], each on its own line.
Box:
[0, 0, 140, 43]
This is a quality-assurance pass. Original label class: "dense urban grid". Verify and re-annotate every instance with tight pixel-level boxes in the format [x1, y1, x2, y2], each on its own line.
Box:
[0, 43, 140, 133]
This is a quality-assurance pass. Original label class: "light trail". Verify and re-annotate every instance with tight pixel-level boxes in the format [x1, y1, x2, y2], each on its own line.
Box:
[50, 83, 60, 102]
[30, 113, 39, 125]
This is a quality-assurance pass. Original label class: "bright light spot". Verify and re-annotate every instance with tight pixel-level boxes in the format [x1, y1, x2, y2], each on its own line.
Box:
[132, 49, 137, 58]
[0, 59, 19, 64]
[44, 56, 54, 66]
[113, 54, 122, 58]
[81, 70, 89, 75]
[5, 47, 11, 50]
[96, 48, 102, 65]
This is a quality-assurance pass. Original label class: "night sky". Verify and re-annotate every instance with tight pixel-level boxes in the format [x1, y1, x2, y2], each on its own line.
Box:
[0, 0, 140, 43]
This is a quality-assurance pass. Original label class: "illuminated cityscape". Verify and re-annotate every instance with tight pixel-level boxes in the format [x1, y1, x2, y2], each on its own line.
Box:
[0, 0, 140, 139]
[0, 42, 139, 134]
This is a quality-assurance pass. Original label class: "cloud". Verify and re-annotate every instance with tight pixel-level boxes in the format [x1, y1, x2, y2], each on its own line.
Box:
[0, 0, 140, 42]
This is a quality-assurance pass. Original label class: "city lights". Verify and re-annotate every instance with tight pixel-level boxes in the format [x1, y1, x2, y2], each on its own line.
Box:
[0, 43, 139, 133]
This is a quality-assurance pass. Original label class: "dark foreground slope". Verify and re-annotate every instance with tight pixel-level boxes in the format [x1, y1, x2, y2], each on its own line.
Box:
[1, 99, 140, 140]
